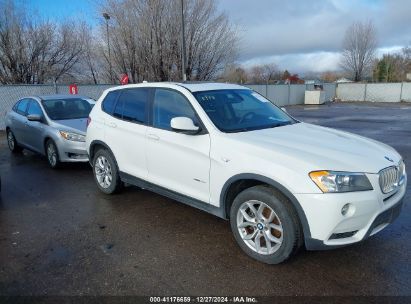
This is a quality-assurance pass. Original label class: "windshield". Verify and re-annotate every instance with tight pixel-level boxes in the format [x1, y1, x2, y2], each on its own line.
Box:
[42, 98, 92, 120]
[193, 89, 296, 132]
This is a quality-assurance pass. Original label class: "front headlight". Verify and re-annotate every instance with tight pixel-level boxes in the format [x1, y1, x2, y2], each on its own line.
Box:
[59, 130, 86, 142]
[399, 160, 406, 177]
[399, 160, 406, 186]
[309, 171, 373, 193]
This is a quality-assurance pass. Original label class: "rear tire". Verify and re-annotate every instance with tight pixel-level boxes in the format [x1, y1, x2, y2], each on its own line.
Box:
[92, 149, 123, 194]
[7, 129, 22, 153]
[230, 185, 302, 264]
[46, 139, 60, 169]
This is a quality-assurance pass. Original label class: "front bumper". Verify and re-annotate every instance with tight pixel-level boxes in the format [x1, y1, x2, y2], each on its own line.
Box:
[55, 137, 89, 162]
[295, 172, 407, 250]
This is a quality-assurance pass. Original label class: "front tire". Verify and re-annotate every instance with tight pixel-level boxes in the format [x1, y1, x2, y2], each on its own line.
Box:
[230, 185, 302, 264]
[46, 139, 60, 169]
[7, 129, 22, 153]
[93, 149, 122, 194]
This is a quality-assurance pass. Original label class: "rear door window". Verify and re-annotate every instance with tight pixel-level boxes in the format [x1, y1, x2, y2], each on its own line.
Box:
[112, 88, 149, 124]
[102, 91, 120, 114]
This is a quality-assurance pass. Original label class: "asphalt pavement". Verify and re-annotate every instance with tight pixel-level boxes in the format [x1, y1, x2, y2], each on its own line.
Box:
[0, 102, 410, 296]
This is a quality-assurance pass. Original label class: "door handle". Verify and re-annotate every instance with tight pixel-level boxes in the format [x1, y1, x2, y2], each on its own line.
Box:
[147, 134, 160, 141]
[108, 122, 117, 128]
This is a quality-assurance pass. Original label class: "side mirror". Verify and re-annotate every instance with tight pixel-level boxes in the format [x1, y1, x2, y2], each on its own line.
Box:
[281, 107, 287, 113]
[170, 117, 200, 135]
[27, 114, 42, 122]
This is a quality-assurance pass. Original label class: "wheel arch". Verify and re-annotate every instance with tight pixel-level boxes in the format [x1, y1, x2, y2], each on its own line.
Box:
[89, 140, 118, 168]
[43, 134, 62, 156]
[220, 173, 312, 241]
[43, 136, 55, 155]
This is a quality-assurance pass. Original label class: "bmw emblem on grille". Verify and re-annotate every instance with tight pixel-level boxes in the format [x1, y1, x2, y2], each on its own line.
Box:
[384, 156, 394, 162]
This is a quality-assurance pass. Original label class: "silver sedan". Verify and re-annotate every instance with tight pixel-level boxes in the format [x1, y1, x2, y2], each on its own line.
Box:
[5, 95, 95, 168]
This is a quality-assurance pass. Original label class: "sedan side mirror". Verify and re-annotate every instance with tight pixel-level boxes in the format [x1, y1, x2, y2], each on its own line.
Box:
[171, 117, 200, 135]
[27, 114, 42, 122]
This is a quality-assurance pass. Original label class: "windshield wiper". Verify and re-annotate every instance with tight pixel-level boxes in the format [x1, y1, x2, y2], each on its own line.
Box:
[225, 128, 250, 133]
[268, 121, 292, 128]
[225, 121, 293, 133]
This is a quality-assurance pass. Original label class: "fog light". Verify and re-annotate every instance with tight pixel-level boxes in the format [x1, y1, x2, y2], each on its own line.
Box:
[341, 203, 354, 216]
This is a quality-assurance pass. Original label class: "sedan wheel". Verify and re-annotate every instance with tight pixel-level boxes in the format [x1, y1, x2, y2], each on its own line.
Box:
[6, 130, 22, 153]
[46, 140, 60, 168]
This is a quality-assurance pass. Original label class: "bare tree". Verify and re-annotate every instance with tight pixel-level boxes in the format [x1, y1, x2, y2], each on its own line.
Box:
[97, 0, 238, 83]
[248, 63, 278, 84]
[402, 45, 411, 78]
[1, 0, 238, 84]
[184, 0, 237, 80]
[372, 46, 411, 82]
[78, 24, 100, 84]
[249, 65, 264, 83]
[0, 0, 86, 84]
[220, 64, 247, 83]
[340, 21, 377, 82]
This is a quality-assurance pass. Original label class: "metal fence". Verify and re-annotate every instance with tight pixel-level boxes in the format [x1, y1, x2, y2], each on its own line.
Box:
[0, 84, 116, 129]
[245, 83, 337, 106]
[1, 82, 410, 130]
[337, 82, 411, 103]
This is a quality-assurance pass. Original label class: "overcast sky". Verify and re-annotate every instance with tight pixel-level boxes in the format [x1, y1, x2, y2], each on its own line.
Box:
[27, 0, 411, 74]
[217, 0, 411, 73]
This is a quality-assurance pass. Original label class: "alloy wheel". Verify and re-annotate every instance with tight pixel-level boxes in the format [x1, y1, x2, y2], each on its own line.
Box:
[94, 155, 113, 189]
[7, 131, 15, 150]
[47, 143, 57, 167]
[237, 200, 283, 255]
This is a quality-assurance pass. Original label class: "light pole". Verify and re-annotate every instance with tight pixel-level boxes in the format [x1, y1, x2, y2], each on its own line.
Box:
[103, 12, 113, 84]
[180, 0, 187, 82]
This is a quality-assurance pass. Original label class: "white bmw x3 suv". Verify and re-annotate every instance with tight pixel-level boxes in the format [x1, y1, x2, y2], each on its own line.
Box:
[86, 82, 406, 264]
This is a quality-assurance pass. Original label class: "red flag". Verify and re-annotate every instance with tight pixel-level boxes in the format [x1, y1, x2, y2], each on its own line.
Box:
[69, 84, 78, 94]
[120, 74, 129, 85]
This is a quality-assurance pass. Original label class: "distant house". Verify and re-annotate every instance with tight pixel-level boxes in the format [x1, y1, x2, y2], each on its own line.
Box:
[335, 77, 353, 83]
[406, 73, 411, 81]
[304, 79, 322, 85]
[285, 74, 304, 84]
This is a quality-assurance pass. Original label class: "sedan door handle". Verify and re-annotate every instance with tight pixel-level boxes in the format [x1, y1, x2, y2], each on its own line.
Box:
[147, 134, 160, 141]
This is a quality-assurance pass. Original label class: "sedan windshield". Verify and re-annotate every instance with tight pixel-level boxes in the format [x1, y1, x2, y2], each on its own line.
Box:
[193, 89, 296, 132]
[42, 98, 92, 120]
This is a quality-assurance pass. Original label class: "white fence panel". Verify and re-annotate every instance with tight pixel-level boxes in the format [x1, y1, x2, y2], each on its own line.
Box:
[401, 83, 411, 102]
[323, 83, 336, 101]
[366, 83, 402, 103]
[289, 85, 306, 105]
[337, 83, 366, 101]
[245, 85, 267, 96]
[267, 85, 289, 106]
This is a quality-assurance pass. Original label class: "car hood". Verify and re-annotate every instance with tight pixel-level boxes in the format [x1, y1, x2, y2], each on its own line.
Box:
[230, 122, 401, 174]
[49, 118, 87, 134]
